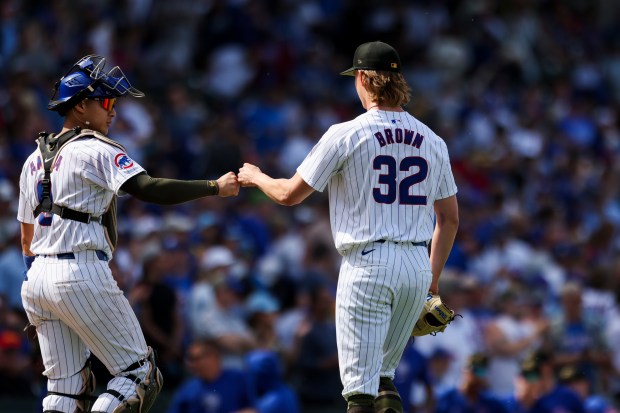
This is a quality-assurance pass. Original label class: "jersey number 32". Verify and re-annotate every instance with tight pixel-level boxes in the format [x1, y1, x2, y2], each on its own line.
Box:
[373, 155, 428, 205]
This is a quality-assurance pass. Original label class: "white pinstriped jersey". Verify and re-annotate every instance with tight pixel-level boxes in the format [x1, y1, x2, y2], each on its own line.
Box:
[297, 109, 457, 253]
[17, 136, 144, 256]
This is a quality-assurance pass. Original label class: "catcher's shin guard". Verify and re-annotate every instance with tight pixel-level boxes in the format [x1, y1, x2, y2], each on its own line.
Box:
[375, 377, 403, 413]
[46, 360, 97, 413]
[110, 347, 163, 413]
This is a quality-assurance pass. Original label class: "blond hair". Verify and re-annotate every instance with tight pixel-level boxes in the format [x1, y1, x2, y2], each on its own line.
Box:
[361, 70, 411, 107]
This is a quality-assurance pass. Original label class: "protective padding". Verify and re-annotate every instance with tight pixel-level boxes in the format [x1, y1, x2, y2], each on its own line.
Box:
[46, 360, 97, 413]
[111, 348, 163, 413]
[77, 365, 97, 413]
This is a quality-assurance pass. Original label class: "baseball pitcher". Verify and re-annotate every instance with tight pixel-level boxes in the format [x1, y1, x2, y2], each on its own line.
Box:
[238, 41, 459, 413]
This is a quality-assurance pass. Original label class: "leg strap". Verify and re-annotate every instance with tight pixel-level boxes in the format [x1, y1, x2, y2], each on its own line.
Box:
[47, 360, 97, 413]
[97, 347, 163, 413]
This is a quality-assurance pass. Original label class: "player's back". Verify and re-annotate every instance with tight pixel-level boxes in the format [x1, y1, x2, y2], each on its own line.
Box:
[326, 110, 456, 252]
[18, 136, 142, 255]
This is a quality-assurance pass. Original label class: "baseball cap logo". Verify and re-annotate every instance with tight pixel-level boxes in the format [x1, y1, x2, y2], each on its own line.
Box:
[358, 59, 363, 64]
[391, 63, 398, 68]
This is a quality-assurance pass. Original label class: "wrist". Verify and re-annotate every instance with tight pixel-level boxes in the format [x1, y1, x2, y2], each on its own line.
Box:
[206, 180, 219, 196]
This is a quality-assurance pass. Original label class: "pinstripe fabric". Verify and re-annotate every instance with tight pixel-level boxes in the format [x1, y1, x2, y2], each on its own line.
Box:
[336, 242, 431, 397]
[21, 251, 148, 412]
[296, 108, 456, 400]
[17, 137, 144, 256]
[18, 133, 149, 413]
[297, 110, 457, 254]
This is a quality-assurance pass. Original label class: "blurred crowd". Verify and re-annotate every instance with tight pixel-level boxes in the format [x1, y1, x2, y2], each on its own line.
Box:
[2, 0, 620, 412]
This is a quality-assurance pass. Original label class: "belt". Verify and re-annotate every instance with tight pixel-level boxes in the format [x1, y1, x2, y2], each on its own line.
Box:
[377, 239, 429, 247]
[54, 250, 109, 261]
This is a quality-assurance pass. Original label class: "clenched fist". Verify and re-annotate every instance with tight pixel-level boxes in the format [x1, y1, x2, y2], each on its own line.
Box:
[216, 172, 240, 197]
[238, 163, 262, 187]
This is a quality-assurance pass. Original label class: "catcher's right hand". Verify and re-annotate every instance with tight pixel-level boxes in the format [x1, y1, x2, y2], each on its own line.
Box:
[412, 293, 457, 337]
[216, 172, 240, 197]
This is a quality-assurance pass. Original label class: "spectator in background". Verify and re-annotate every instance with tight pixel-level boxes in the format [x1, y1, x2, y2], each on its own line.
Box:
[245, 290, 281, 351]
[435, 353, 510, 413]
[245, 349, 301, 413]
[504, 350, 555, 413]
[530, 364, 588, 413]
[188, 245, 237, 338]
[0, 179, 23, 310]
[274, 281, 310, 371]
[167, 339, 254, 413]
[426, 348, 455, 398]
[393, 341, 435, 413]
[485, 288, 549, 398]
[188, 247, 257, 368]
[548, 281, 611, 394]
[290, 282, 344, 413]
[159, 238, 198, 306]
[134, 253, 185, 387]
[605, 287, 620, 404]
[0, 307, 31, 397]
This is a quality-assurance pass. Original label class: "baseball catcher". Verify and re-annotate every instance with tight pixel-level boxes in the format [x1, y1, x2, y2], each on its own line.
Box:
[412, 293, 458, 336]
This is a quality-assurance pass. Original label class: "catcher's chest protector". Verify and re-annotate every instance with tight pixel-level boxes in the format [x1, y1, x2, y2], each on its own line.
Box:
[34, 127, 123, 250]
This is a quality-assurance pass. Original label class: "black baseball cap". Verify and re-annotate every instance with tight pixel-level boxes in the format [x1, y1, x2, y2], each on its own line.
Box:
[340, 41, 402, 76]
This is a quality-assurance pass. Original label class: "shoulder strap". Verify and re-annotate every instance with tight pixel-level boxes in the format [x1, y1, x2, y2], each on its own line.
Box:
[32, 127, 128, 225]
[33, 127, 83, 217]
[79, 128, 127, 152]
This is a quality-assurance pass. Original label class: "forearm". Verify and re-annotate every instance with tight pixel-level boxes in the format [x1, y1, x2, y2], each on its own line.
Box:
[121, 173, 218, 205]
[429, 195, 459, 293]
[20, 223, 35, 256]
[253, 173, 297, 206]
[429, 220, 458, 292]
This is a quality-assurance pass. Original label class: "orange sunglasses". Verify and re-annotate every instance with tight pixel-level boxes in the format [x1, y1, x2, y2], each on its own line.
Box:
[90, 97, 116, 112]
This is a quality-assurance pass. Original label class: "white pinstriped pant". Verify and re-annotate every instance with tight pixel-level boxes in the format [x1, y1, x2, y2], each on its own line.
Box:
[21, 250, 148, 412]
[336, 241, 431, 398]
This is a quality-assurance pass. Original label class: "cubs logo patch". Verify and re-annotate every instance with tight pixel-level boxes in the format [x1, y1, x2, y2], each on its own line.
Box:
[114, 153, 134, 170]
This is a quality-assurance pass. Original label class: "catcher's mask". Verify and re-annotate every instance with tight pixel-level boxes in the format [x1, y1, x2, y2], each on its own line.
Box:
[48, 55, 144, 116]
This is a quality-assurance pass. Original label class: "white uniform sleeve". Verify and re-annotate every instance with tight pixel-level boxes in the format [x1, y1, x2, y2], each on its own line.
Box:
[297, 125, 346, 192]
[436, 142, 458, 200]
[81, 141, 145, 196]
[17, 154, 36, 224]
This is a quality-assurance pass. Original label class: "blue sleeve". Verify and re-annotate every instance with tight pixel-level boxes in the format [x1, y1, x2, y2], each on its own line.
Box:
[436, 390, 461, 413]
[243, 372, 256, 407]
[167, 384, 191, 413]
[489, 398, 511, 413]
[256, 397, 279, 413]
[256, 390, 300, 413]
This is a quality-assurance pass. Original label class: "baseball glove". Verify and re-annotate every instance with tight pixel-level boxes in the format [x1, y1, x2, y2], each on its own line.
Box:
[412, 293, 458, 337]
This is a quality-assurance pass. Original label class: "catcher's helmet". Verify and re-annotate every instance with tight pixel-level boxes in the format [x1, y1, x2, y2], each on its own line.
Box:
[48, 55, 144, 115]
